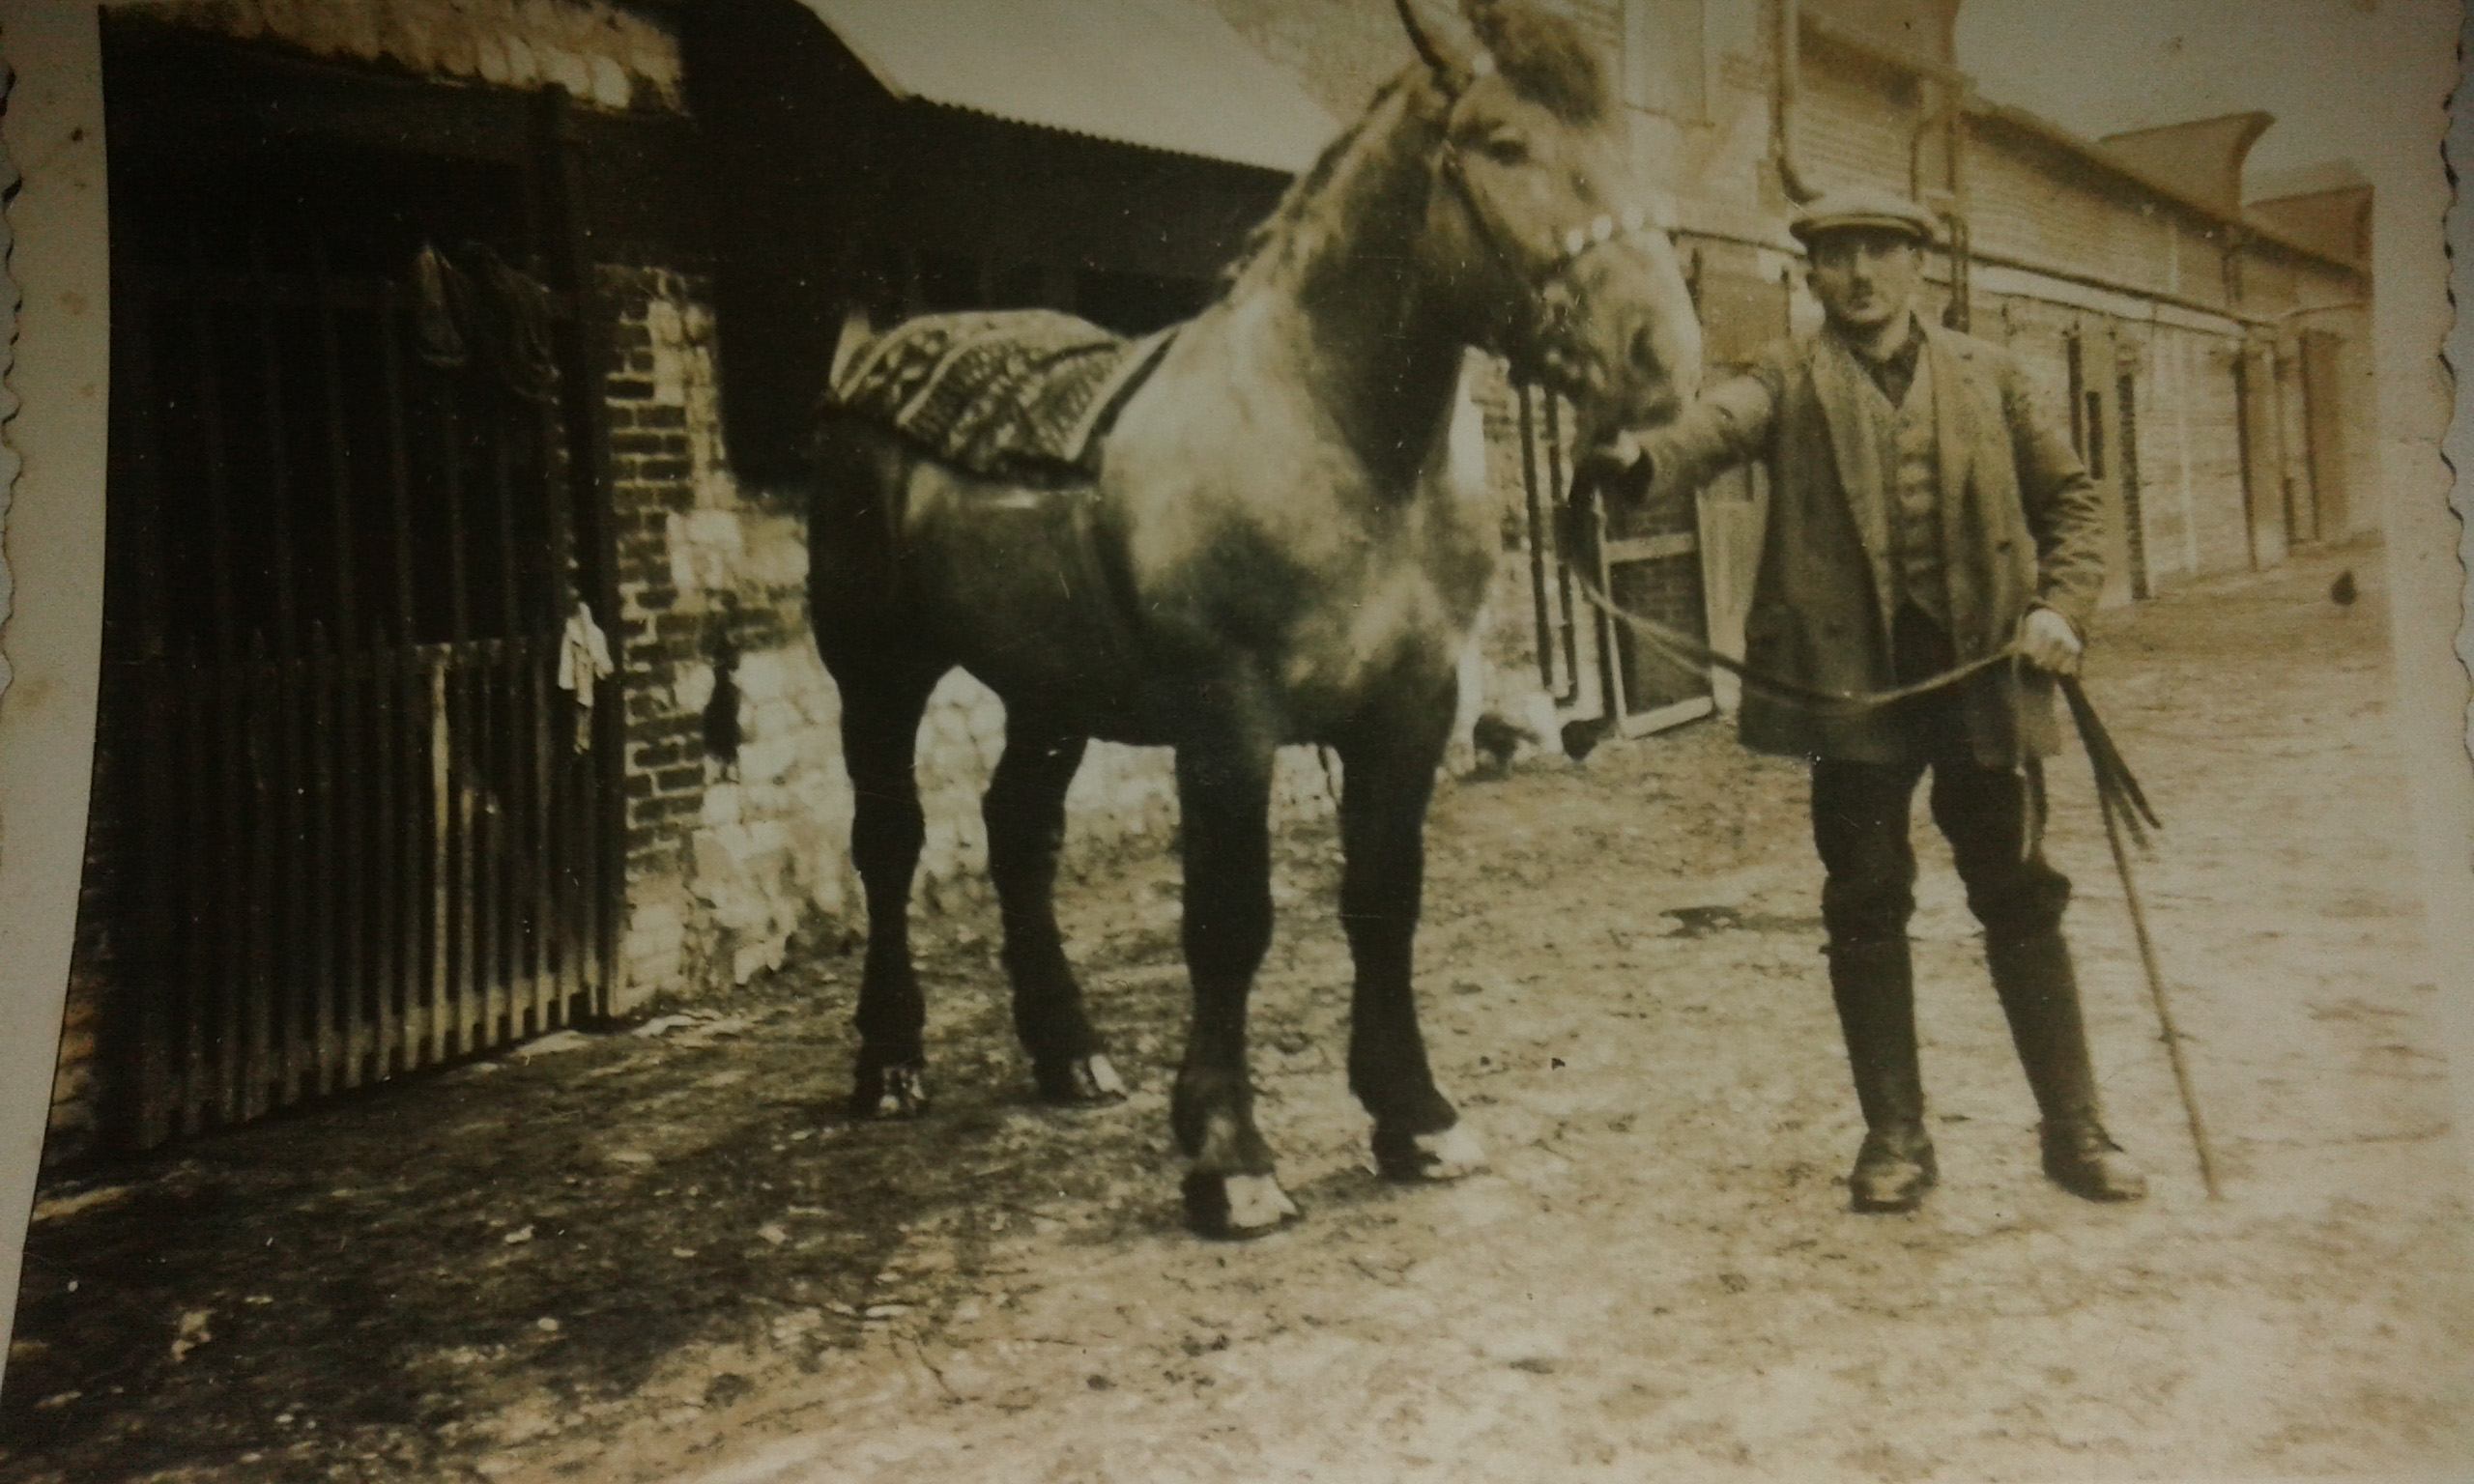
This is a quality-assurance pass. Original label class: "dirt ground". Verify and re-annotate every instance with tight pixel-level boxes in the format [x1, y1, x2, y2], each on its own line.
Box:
[5, 538, 2470, 1484]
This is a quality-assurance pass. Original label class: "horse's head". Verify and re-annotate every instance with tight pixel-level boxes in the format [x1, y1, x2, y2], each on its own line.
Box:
[1396, 0, 1703, 435]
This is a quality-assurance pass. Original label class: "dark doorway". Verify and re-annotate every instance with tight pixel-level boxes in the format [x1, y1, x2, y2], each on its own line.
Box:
[2117, 370, 2150, 600]
[87, 20, 621, 1148]
[2296, 328, 2347, 544]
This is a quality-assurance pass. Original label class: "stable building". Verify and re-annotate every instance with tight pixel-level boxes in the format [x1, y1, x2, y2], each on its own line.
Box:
[1424, 0, 2373, 728]
[47, 0, 1346, 1158]
[47, 0, 2373, 1159]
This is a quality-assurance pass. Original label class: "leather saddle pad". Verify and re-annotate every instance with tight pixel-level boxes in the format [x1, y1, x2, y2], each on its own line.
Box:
[824, 308, 1177, 480]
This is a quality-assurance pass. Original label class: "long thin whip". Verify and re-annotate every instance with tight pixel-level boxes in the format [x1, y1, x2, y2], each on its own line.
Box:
[2064, 677, 2222, 1200]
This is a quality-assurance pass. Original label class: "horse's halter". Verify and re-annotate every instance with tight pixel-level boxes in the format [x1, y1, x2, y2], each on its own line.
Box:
[1426, 51, 1677, 391]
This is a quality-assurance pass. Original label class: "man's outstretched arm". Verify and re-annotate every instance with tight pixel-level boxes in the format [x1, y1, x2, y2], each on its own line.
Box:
[1580, 361, 1783, 520]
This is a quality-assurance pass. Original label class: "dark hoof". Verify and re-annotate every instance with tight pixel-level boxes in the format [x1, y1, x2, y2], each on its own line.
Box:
[1182, 1169, 1299, 1240]
[1371, 1122, 1488, 1183]
[1034, 1052, 1129, 1106]
[849, 1060, 931, 1121]
[1561, 716, 1613, 760]
[2041, 1121, 2147, 1203]
[1849, 1125, 1938, 1213]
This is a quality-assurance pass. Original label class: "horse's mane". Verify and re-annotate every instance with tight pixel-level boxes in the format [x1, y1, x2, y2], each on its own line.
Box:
[1215, 75, 1413, 296]
[1214, 4, 1609, 299]
[1468, 0, 1610, 125]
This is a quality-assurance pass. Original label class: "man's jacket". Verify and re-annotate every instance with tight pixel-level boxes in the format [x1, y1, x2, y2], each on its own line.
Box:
[1628, 319, 2106, 766]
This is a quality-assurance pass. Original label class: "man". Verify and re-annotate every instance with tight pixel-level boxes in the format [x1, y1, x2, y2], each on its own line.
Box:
[1593, 186, 2145, 1213]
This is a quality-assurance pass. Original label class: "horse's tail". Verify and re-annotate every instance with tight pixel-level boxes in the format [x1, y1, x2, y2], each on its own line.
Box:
[807, 413, 922, 618]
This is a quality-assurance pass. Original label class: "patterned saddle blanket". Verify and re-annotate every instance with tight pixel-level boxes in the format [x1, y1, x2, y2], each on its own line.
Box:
[823, 309, 1178, 480]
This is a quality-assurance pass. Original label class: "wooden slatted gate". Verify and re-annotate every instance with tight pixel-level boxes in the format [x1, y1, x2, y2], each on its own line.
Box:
[97, 82, 618, 1147]
[1514, 380, 1716, 738]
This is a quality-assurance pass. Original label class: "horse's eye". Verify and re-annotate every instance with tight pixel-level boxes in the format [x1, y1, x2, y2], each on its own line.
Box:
[1480, 130, 1531, 165]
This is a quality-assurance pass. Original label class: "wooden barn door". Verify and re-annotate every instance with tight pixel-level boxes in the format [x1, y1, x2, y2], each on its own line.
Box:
[95, 31, 619, 1146]
[2066, 321, 2143, 609]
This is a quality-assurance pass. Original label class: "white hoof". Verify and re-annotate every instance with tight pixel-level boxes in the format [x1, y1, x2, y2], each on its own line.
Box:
[1225, 1174, 1301, 1231]
[1085, 1053, 1128, 1099]
[1185, 1168, 1301, 1238]
[1393, 1125, 1487, 1182]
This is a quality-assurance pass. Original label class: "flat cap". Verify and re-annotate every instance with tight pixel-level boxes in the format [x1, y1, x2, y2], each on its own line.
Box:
[1789, 187, 1938, 247]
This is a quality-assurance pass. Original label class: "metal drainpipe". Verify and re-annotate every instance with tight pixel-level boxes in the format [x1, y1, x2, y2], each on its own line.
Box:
[2221, 224, 2248, 311]
[1942, 89, 1973, 331]
[1771, 0, 1819, 204]
[1910, 74, 1974, 331]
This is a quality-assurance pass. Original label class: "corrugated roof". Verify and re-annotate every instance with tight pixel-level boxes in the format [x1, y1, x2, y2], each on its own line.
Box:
[791, 0, 1340, 174]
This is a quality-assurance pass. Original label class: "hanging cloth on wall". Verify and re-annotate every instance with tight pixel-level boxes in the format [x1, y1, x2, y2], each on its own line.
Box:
[557, 602, 616, 753]
[414, 242, 472, 369]
[410, 243, 561, 401]
[472, 246, 562, 404]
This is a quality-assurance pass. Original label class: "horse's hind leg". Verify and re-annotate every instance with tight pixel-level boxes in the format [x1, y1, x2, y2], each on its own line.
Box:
[983, 718, 1125, 1105]
[839, 662, 943, 1119]
[1339, 692, 1485, 1183]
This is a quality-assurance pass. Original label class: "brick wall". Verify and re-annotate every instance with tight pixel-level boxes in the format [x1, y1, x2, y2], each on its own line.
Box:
[601, 266, 847, 1010]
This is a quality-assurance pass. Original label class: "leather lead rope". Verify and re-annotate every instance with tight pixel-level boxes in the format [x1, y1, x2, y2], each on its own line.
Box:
[1562, 555, 2023, 716]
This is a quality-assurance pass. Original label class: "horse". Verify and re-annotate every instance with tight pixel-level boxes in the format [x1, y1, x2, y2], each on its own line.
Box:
[805, 0, 1704, 1237]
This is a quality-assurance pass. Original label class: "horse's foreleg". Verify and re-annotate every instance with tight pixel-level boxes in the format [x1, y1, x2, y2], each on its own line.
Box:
[984, 721, 1124, 1105]
[840, 666, 941, 1119]
[1339, 696, 1484, 1183]
[1170, 738, 1294, 1237]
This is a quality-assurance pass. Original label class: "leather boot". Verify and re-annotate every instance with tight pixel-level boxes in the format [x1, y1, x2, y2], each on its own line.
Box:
[1828, 937, 1937, 1213]
[1985, 928, 2147, 1202]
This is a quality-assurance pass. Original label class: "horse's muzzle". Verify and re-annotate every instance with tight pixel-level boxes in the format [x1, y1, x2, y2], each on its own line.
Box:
[1569, 434, 1653, 509]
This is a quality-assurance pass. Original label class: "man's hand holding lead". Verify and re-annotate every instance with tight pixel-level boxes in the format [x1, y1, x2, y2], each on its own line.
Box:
[2019, 607, 2084, 675]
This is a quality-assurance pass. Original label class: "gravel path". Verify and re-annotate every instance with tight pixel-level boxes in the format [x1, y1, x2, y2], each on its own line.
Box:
[6, 539, 2467, 1484]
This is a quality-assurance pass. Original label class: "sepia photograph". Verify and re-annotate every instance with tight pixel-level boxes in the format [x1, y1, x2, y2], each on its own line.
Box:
[0, 0, 2468, 1479]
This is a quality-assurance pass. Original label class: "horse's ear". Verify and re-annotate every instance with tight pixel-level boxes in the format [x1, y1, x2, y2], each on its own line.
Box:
[1395, 0, 1489, 95]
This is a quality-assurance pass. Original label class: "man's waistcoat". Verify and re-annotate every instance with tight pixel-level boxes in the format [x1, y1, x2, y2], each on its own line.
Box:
[1629, 323, 2108, 768]
[1856, 351, 1951, 636]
